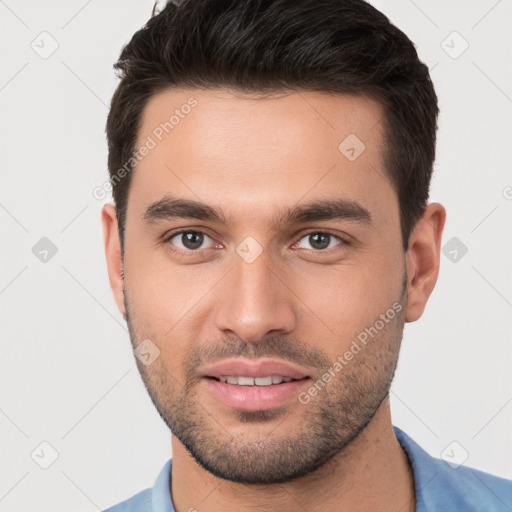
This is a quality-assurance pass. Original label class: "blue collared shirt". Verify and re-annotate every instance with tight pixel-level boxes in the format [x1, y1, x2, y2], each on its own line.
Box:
[103, 427, 512, 511]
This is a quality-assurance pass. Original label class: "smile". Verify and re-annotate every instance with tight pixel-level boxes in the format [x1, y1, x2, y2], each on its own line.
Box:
[214, 375, 297, 386]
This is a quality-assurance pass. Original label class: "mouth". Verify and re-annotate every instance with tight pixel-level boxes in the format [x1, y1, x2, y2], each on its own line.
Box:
[206, 375, 308, 386]
[200, 359, 312, 411]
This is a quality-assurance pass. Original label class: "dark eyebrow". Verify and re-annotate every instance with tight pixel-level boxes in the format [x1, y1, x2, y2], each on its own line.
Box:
[274, 198, 372, 226]
[143, 195, 372, 227]
[143, 196, 228, 224]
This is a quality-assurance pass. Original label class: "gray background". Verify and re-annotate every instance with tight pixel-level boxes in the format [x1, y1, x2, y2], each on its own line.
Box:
[1, 0, 511, 510]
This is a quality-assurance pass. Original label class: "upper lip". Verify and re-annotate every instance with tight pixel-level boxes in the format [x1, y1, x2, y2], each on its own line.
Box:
[200, 358, 310, 379]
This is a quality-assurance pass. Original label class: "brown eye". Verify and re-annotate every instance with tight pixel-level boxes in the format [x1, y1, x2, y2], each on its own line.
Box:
[167, 231, 215, 251]
[295, 232, 343, 251]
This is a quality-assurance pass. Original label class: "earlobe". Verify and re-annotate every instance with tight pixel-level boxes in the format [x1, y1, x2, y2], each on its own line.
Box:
[404, 203, 446, 323]
[101, 203, 126, 318]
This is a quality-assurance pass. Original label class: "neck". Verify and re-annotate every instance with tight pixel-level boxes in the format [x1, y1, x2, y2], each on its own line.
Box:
[170, 397, 415, 512]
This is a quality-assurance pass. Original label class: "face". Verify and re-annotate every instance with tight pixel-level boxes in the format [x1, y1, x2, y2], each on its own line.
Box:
[110, 88, 412, 484]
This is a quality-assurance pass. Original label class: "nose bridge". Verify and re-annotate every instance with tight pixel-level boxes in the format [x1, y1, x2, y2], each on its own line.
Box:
[213, 247, 296, 342]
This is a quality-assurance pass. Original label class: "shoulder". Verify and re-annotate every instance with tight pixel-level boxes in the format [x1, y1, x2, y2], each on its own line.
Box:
[394, 427, 512, 512]
[103, 488, 152, 512]
[102, 458, 174, 512]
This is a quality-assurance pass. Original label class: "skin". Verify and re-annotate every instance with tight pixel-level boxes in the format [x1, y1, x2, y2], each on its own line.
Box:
[102, 88, 445, 512]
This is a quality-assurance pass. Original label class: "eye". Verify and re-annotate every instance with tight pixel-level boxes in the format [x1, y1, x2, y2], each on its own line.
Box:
[294, 232, 345, 251]
[165, 230, 219, 252]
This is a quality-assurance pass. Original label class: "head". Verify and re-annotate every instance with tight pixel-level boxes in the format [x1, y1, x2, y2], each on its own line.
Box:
[102, 0, 445, 484]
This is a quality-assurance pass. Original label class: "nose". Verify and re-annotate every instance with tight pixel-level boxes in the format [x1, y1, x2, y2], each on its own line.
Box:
[212, 248, 297, 344]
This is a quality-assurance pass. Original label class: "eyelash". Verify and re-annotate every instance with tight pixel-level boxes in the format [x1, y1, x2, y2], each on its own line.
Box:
[162, 229, 350, 256]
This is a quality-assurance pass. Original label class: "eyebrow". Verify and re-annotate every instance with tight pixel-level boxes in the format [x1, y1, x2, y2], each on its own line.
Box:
[143, 195, 372, 227]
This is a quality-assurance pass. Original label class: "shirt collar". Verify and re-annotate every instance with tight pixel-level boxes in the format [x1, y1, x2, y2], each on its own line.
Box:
[151, 458, 174, 512]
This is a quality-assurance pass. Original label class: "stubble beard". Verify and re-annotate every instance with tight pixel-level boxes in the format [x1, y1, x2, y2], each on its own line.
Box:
[123, 277, 407, 484]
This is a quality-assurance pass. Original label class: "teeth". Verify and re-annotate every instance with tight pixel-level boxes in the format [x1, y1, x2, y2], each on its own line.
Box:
[254, 376, 272, 386]
[238, 376, 255, 386]
[217, 375, 296, 386]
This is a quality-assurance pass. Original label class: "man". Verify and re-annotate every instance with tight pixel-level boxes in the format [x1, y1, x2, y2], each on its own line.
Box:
[101, 0, 512, 511]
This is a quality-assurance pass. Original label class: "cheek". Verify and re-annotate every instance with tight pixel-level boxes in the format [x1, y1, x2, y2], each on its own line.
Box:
[124, 248, 222, 346]
[290, 254, 403, 337]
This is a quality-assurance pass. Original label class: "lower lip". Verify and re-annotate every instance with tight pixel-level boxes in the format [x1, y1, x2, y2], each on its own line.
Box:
[202, 377, 311, 411]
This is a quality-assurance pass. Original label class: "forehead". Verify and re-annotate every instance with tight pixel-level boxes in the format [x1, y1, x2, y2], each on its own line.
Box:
[128, 88, 395, 226]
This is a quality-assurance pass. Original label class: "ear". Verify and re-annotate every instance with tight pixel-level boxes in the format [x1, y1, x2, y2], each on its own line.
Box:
[405, 203, 446, 323]
[101, 203, 126, 319]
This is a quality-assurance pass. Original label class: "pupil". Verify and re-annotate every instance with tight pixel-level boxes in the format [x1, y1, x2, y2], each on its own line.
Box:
[183, 232, 203, 250]
[310, 233, 330, 250]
